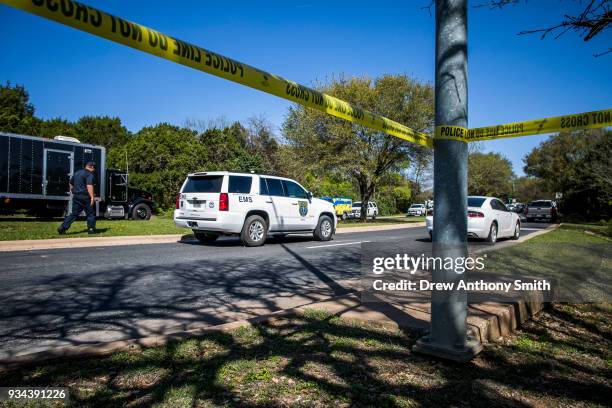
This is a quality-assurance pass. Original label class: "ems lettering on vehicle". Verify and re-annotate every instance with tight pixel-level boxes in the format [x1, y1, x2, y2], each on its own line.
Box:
[174, 171, 337, 247]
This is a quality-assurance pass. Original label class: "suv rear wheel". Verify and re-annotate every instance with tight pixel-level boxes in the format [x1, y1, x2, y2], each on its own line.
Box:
[313, 215, 333, 241]
[194, 231, 219, 243]
[241, 215, 268, 247]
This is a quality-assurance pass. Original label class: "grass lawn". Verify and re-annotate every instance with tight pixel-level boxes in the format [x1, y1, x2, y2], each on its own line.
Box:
[337, 216, 424, 228]
[0, 304, 609, 407]
[0, 216, 184, 241]
[482, 224, 611, 303]
[0, 215, 423, 241]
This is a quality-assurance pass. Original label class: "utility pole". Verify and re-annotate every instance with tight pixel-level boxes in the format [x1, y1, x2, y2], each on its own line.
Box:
[412, 0, 482, 361]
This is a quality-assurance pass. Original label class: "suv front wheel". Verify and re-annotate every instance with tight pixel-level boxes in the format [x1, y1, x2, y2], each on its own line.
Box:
[313, 215, 334, 241]
[241, 215, 268, 247]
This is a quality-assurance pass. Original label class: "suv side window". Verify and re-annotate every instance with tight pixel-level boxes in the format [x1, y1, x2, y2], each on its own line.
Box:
[259, 178, 269, 195]
[228, 176, 253, 193]
[282, 180, 308, 199]
[264, 178, 285, 197]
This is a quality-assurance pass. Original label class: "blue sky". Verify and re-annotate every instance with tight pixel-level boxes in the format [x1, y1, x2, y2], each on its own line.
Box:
[1, 0, 610, 175]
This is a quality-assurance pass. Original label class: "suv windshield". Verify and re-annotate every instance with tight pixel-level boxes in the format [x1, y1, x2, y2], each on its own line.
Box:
[352, 203, 361, 208]
[182, 175, 223, 193]
[467, 197, 486, 207]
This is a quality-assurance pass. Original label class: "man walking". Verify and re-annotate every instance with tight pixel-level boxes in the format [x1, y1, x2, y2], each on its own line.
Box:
[58, 161, 97, 234]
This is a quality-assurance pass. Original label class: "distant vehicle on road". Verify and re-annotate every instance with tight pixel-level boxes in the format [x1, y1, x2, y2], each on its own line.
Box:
[0, 132, 155, 219]
[321, 196, 353, 220]
[407, 204, 426, 216]
[174, 171, 337, 246]
[511, 202, 525, 214]
[525, 200, 558, 222]
[347, 201, 378, 219]
[426, 196, 521, 244]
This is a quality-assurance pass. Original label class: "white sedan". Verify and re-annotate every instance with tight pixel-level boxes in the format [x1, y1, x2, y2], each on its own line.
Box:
[426, 196, 521, 244]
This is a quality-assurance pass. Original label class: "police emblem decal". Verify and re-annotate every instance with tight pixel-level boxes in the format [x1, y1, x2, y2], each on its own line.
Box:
[298, 201, 308, 217]
[209, 201, 214, 208]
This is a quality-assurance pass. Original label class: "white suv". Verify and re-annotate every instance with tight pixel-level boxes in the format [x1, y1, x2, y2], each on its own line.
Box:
[348, 201, 378, 219]
[174, 171, 337, 246]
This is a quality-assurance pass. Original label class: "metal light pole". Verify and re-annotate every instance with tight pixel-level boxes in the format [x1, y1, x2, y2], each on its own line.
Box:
[412, 0, 482, 361]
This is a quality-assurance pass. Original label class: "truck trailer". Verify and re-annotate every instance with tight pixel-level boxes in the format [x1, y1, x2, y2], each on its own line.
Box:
[0, 132, 155, 219]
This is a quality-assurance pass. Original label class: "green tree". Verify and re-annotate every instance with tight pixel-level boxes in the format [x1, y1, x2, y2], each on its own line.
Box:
[468, 152, 515, 199]
[37, 118, 78, 139]
[74, 116, 131, 149]
[108, 123, 209, 208]
[513, 176, 552, 203]
[199, 122, 264, 173]
[0, 82, 41, 135]
[282, 74, 433, 221]
[246, 116, 280, 174]
[524, 129, 611, 218]
[374, 172, 412, 215]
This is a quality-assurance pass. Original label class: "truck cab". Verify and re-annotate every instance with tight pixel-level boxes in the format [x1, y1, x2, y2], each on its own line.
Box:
[103, 169, 155, 220]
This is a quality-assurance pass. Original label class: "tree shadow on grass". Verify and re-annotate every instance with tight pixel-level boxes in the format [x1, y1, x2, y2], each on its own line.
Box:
[1, 304, 610, 407]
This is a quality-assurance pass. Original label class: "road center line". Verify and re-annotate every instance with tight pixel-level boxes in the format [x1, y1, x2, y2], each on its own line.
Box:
[306, 241, 370, 249]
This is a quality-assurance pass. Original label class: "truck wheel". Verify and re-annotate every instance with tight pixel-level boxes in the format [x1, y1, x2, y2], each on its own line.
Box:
[241, 215, 268, 247]
[341, 212, 347, 221]
[131, 203, 151, 220]
[486, 222, 498, 245]
[194, 231, 219, 243]
[372, 212, 377, 220]
[313, 215, 333, 241]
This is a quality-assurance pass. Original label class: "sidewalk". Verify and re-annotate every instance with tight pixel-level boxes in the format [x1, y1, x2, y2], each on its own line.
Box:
[0, 222, 425, 252]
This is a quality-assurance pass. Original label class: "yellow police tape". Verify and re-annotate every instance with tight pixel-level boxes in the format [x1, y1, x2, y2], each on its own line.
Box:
[434, 125, 468, 141]
[1, 0, 433, 148]
[466, 108, 611, 141]
[434, 108, 611, 142]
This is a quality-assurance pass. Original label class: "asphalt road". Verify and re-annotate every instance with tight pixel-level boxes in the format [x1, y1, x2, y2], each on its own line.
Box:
[0, 222, 550, 359]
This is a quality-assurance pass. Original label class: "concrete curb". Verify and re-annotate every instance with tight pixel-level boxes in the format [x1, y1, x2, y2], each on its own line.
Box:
[0, 222, 425, 252]
[336, 222, 425, 234]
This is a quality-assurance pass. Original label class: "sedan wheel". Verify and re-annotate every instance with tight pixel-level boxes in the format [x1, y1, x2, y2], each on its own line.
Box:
[512, 222, 520, 240]
[486, 223, 498, 244]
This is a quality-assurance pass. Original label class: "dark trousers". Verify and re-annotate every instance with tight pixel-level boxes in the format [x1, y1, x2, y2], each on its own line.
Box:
[61, 194, 96, 231]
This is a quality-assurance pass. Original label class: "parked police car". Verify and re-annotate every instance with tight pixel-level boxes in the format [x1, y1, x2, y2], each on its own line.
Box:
[174, 172, 337, 246]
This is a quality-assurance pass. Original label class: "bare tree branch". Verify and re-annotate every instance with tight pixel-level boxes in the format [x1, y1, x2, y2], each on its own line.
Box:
[475, 0, 611, 42]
